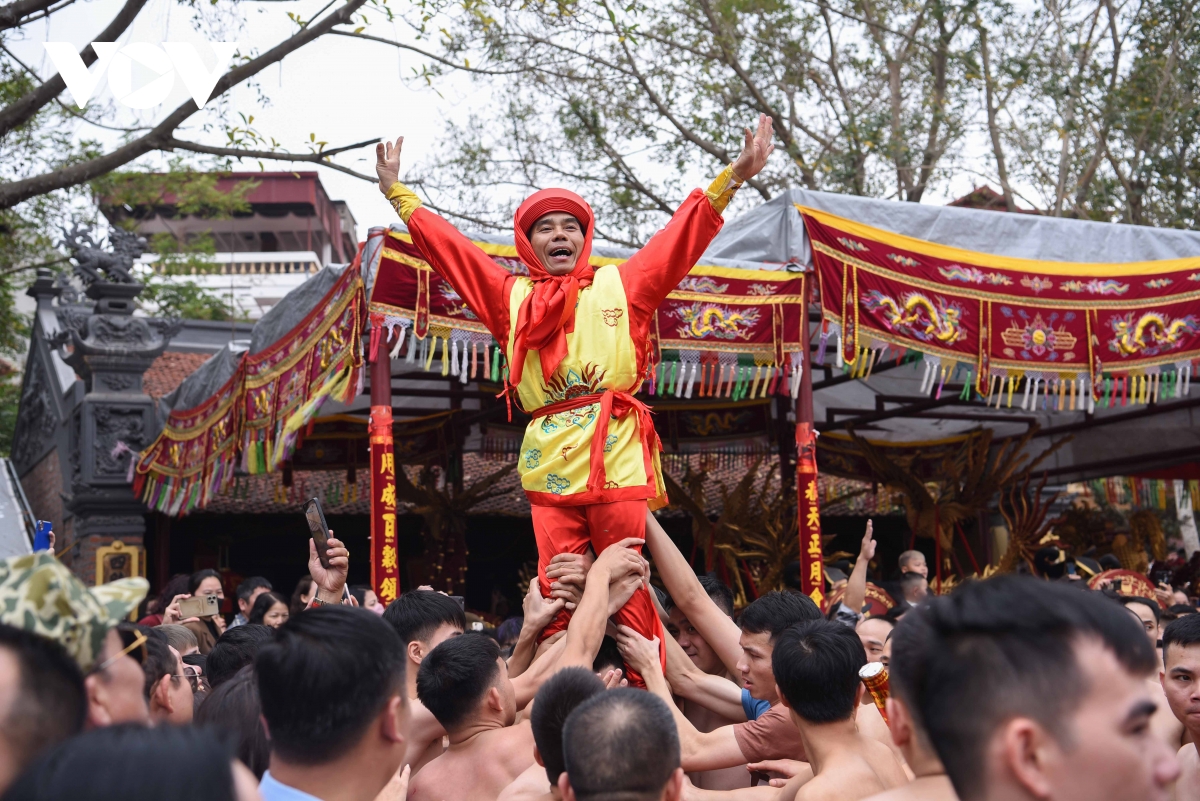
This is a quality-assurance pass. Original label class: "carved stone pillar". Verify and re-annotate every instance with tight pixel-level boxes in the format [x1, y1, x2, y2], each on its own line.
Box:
[52, 228, 179, 585]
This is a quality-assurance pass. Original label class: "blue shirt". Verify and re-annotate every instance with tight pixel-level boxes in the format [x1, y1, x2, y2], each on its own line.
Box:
[741, 687, 771, 720]
[259, 771, 322, 801]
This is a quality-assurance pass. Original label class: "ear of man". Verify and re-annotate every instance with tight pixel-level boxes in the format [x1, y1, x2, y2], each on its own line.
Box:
[151, 675, 175, 715]
[1001, 717, 1057, 798]
[406, 640, 425, 665]
[886, 697, 913, 749]
[84, 674, 112, 727]
[663, 768, 686, 801]
[557, 773, 576, 801]
[487, 685, 503, 713]
[534, 747, 544, 768]
[381, 694, 408, 745]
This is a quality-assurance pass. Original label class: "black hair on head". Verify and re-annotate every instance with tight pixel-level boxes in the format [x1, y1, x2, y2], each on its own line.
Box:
[187, 569, 222, 596]
[772, 620, 866, 723]
[235, 577, 272, 603]
[562, 688, 680, 801]
[416, 632, 501, 732]
[383, 590, 466, 647]
[530, 667, 604, 784]
[256, 607, 405, 764]
[592, 635, 624, 674]
[890, 575, 1155, 801]
[1163, 613, 1200, 668]
[4, 724, 237, 801]
[1120, 595, 1161, 623]
[698, 574, 735, 617]
[208, 624, 274, 689]
[738, 591, 821, 641]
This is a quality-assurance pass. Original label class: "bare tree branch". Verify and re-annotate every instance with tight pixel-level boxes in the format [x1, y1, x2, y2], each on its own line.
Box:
[0, 0, 369, 209]
[0, 0, 151, 138]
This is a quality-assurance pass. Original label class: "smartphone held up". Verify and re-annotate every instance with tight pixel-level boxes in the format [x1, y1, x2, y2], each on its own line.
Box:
[303, 497, 332, 569]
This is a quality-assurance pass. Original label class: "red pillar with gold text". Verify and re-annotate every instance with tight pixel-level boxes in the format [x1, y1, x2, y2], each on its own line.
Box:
[796, 273, 824, 608]
[370, 329, 400, 605]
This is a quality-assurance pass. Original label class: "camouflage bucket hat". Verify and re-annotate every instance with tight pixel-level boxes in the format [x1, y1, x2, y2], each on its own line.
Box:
[0, 552, 149, 672]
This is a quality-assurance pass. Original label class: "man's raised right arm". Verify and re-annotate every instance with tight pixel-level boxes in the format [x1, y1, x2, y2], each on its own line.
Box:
[376, 136, 514, 341]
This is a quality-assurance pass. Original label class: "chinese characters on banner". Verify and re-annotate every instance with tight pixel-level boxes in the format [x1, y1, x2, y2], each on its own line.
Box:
[370, 405, 400, 604]
[796, 422, 824, 608]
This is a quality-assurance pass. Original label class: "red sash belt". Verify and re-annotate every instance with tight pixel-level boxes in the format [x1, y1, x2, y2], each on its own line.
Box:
[530, 389, 661, 493]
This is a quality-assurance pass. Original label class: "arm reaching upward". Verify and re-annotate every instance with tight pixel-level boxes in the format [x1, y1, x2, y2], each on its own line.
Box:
[644, 510, 743, 676]
[618, 115, 775, 334]
[375, 136, 514, 342]
[558, 537, 648, 669]
[841, 520, 875, 622]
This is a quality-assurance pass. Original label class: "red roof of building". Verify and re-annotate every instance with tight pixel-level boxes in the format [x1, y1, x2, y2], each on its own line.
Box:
[143, 352, 213, 400]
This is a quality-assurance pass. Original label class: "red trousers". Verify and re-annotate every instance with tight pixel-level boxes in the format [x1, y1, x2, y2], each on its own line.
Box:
[533, 500, 666, 688]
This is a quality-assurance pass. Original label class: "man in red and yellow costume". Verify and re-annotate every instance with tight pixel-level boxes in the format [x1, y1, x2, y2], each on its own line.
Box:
[375, 117, 775, 686]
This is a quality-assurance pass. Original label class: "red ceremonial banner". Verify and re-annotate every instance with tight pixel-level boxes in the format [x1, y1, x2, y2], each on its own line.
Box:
[797, 422, 823, 608]
[370, 405, 399, 604]
[801, 205, 1200, 405]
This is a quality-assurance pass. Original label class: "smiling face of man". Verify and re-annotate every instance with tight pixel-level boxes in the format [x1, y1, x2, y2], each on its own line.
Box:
[529, 213, 585, 276]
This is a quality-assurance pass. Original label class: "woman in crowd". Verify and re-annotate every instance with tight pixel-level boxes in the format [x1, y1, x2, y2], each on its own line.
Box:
[289, 577, 316, 616]
[195, 667, 269, 781]
[349, 585, 385, 615]
[247, 592, 290, 629]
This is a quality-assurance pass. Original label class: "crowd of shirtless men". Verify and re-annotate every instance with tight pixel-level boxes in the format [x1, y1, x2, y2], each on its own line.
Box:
[340, 508, 1191, 801]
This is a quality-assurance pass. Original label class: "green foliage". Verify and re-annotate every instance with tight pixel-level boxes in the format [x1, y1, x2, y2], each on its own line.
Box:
[140, 276, 242, 322]
[0, 379, 20, 458]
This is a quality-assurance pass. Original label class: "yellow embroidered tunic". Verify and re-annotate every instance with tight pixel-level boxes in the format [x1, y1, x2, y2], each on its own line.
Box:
[386, 167, 743, 507]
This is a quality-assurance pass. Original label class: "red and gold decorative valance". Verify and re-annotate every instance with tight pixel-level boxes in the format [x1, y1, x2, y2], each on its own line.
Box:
[134, 254, 367, 516]
[803, 206, 1200, 410]
[369, 230, 811, 401]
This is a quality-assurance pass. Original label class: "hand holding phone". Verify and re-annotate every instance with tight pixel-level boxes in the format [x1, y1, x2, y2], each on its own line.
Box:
[303, 498, 350, 603]
[303, 498, 331, 569]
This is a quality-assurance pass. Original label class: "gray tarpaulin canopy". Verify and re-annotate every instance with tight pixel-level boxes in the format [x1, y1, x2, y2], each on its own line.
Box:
[703, 190, 1200, 482]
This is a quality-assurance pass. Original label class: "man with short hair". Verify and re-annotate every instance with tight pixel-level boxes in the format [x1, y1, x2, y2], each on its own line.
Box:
[0, 623, 87, 794]
[499, 667, 606, 801]
[897, 551, 927, 579]
[662, 577, 750, 791]
[231, 577, 273, 629]
[409, 540, 646, 801]
[857, 617, 894, 665]
[256, 606, 409, 801]
[382, 589, 467, 773]
[1123, 595, 1163, 651]
[142, 627, 193, 725]
[559, 688, 684, 801]
[207, 623, 274, 688]
[898, 573, 928, 606]
[864, 626, 955, 801]
[894, 575, 1179, 801]
[767, 621, 907, 800]
[1159, 613, 1200, 796]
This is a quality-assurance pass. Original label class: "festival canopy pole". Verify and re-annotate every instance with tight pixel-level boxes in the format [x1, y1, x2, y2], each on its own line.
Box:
[796, 271, 824, 608]
[370, 327, 400, 606]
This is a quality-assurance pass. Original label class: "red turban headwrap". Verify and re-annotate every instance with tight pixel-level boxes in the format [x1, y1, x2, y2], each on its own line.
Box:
[510, 188, 596, 387]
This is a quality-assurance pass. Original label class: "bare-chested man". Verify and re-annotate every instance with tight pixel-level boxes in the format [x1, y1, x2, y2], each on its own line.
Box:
[862, 669, 956, 801]
[1160, 614, 1200, 799]
[498, 667, 606, 801]
[625, 620, 904, 801]
[1117, 597, 1190, 753]
[408, 539, 647, 801]
[768, 621, 907, 801]
[666, 577, 753, 791]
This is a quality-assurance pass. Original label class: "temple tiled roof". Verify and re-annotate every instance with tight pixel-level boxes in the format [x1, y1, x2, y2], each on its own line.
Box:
[143, 352, 213, 400]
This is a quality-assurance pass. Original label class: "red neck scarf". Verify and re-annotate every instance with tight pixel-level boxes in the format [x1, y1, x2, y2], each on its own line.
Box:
[510, 188, 596, 387]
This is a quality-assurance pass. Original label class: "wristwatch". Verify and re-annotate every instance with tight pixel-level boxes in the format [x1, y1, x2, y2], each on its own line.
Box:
[311, 590, 343, 608]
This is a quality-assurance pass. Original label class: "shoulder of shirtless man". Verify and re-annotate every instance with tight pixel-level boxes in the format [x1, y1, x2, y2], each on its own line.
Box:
[779, 738, 908, 801]
[409, 720, 536, 801]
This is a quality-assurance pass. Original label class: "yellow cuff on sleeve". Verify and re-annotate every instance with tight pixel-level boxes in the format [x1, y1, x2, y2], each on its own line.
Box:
[705, 164, 744, 214]
[385, 181, 423, 224]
